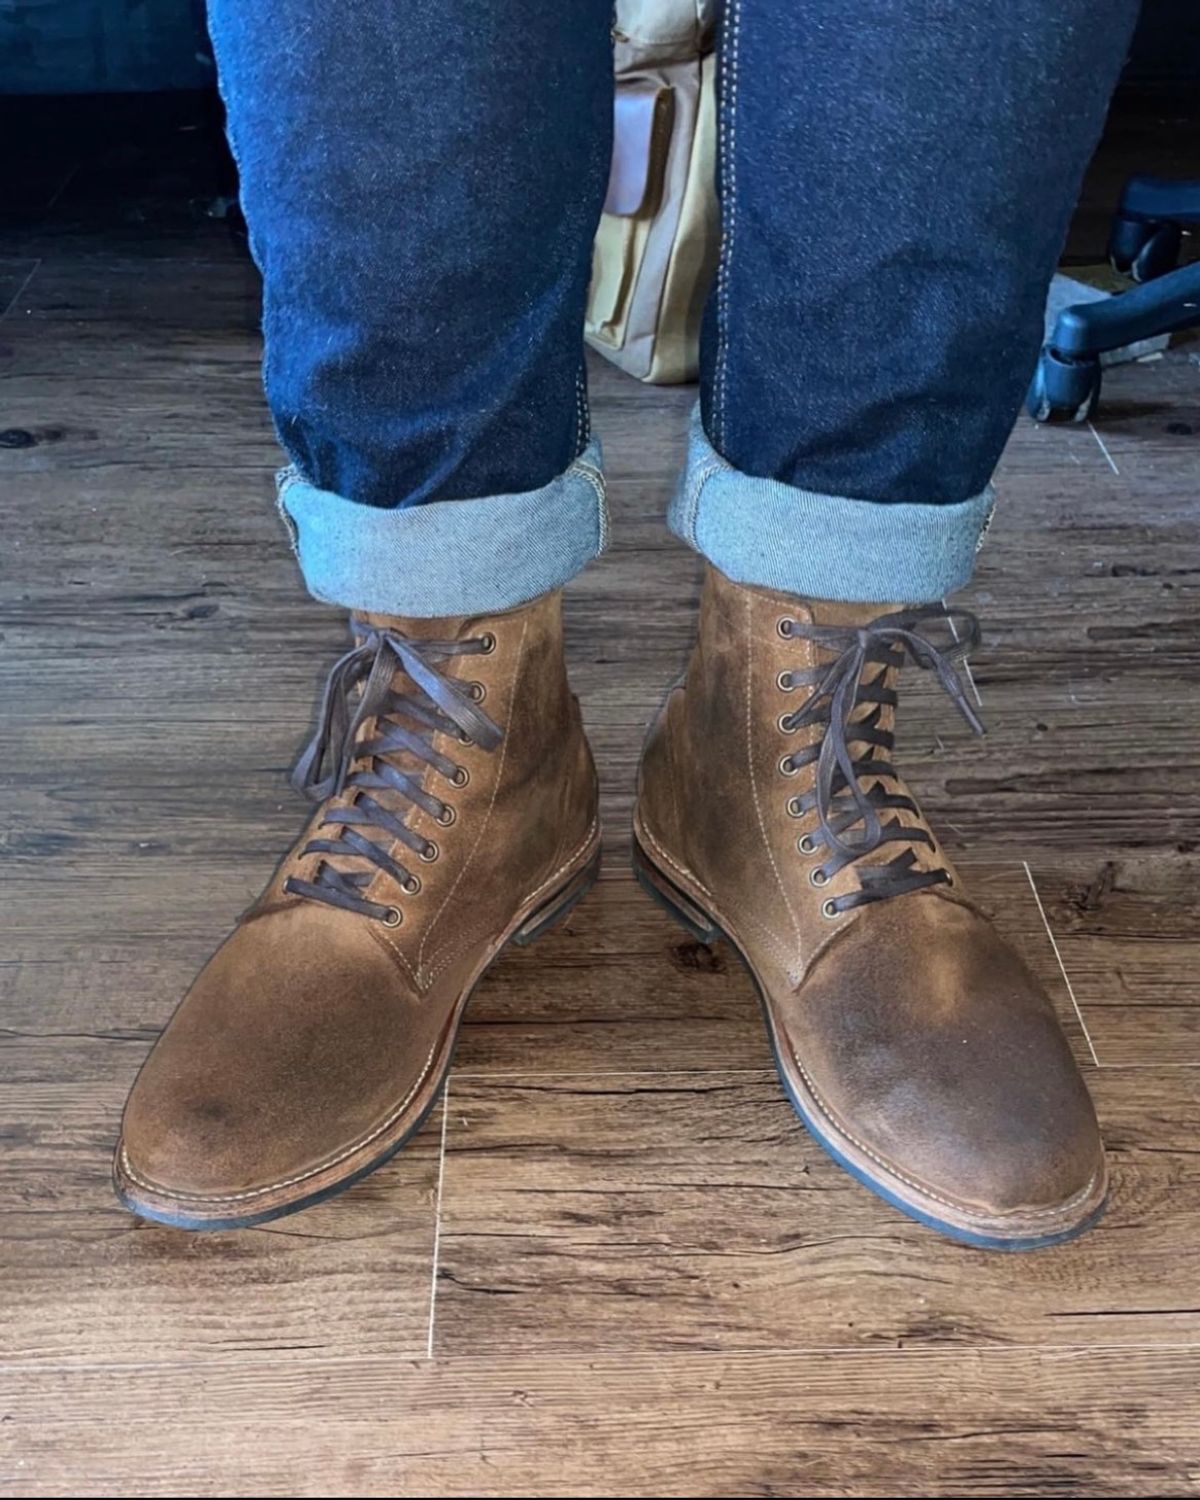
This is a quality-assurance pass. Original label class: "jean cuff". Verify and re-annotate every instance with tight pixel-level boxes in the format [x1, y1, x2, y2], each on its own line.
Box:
[668, 409, 995, 603]
[278, 440, 608, 618]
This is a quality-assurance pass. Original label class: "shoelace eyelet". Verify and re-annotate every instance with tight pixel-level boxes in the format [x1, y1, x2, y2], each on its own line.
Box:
[777, 670, 795, 692]
[809, 867, 829, 888]
[797, 834, 817, 855]
[287, 620, 507, 925]
[450, 766, 470, 788]
[779, 755, 799, 777]
[786, 796, 803, 818]
[821, 899, 840, 920]
[777, 712, 796, 735]
[776, 617, 795, 639]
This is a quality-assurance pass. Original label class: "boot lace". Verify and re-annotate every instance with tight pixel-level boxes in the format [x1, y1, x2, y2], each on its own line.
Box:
[777, 605, 984, 915]
[283, 620, 502, 924]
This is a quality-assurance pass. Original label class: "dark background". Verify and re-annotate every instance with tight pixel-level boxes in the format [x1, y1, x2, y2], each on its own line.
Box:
[0, 0, 1198, 95]
[3, 1, 1198, 261]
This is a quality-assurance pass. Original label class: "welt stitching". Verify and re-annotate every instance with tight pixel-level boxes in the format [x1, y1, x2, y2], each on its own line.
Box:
[663, 700, 683, 838]
[636, 834, 1100, 1226]
[118, 1033, 442, 1204]
[784, 1045, 1103, 1224]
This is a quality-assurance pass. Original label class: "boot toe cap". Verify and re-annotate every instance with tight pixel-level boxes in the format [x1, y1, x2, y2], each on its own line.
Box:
[115, 907, 439, 1226]
[785, 895, 1107, 1243]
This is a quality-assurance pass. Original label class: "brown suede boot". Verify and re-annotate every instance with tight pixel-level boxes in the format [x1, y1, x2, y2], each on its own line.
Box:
[116, 589, 599, 1228]
[635, 564, 1106, 1249]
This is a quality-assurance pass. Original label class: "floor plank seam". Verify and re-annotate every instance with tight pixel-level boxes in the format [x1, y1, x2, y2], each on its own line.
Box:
[3, 1340, 1200, 1379]
[1023, 859, 1101, 1067]
[425, 1077, 451, 1361]
[1, 257, 42, 321]
[1087, 420, 1121, 475]
[448, 1067, 775, 1081]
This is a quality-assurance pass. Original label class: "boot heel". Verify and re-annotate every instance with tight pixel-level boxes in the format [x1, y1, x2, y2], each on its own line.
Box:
[632, 838, 723, 946]
[510, 846, 601, 947]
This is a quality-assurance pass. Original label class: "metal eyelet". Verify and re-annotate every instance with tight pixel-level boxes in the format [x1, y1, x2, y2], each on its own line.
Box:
[458, 730, 475, 746]
[436, 804, 456, 827]
[776, 617, 795, 639]
[777, 670, 795, 692]
[777, 712, 795, 734]
[420, 841, 440, 862]
[786, 796, 803, 818]
[479, 632, 497, 654]
[467, 681, 486, 703]
[450, 766, 470, 788]
[380, 907, 403, 928]
[809, 867, 829, 888]
[779, 755, 799, 777]
[821, 899, 840, 920]
[797, 834, 817, 855]
[402, 875, 422, 896]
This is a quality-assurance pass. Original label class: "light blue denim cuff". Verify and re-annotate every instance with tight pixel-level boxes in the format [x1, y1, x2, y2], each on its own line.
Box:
[668, 409, 995, 603]
[278, 440, 608, 617]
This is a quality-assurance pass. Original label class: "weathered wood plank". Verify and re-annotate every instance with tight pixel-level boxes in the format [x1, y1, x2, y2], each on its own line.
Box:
[3, 1347, 1196, 1497]
[0, 1085, 443, 1368]
[431, 1068, 1200, 1356]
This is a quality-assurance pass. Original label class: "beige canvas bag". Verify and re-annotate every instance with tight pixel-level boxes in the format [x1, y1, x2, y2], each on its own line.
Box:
[585, 0, 719, 383]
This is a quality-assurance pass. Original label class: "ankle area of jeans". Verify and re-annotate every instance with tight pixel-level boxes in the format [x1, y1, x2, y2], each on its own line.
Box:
[278, 440, 607, 618]
[668, 409, 995, 605]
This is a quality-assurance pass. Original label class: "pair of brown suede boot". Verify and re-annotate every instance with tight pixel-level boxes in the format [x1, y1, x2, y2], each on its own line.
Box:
[115, 566, 1106, 1249]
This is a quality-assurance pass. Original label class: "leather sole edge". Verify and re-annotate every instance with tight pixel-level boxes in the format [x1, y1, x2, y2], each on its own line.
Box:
[113, 833, 603, 1231]
[632, 826, 1108, 1252]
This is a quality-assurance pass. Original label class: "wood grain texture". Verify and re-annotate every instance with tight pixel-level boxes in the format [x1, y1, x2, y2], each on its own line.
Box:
[1, 105, 1199, 1495]
[3, 1348, 1197, 1497]
[433, 1068, 1200, 1357]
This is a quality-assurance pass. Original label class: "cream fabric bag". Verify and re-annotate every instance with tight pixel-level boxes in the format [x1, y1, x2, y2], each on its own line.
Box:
[585, 0, 719, 383]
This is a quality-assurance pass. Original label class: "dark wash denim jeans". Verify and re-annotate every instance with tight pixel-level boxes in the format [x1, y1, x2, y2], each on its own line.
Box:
[207, 0, 1141, 613]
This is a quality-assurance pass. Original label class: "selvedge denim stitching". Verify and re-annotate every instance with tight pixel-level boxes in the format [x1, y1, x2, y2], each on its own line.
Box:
[711, 0, 743, 454]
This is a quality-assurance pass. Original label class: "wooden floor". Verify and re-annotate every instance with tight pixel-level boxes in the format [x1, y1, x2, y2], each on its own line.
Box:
[2, 101, 1199, 1497]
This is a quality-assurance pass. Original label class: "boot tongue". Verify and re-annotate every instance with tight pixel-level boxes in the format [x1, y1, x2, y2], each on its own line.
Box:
[355, 610, 474, 642]
[341, 612, 491, 788]
[799, 598, 907, 630]
[780, 595, 947, 881]
[351, 612, 480, 765]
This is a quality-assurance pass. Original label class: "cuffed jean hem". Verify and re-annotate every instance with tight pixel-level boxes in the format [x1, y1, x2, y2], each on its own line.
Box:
[668, 409, 995, 603]
[277, 440, 608, 617]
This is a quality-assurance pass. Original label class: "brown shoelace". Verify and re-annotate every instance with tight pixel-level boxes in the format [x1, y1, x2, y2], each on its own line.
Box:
[778, 606, 984, 914]
[284, 621, 502, 924]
